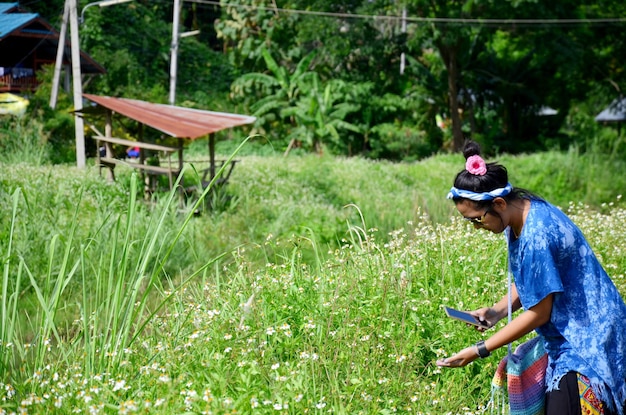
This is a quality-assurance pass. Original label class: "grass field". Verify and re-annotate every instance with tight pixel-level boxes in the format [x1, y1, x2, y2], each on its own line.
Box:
[1, 148, 625, 414]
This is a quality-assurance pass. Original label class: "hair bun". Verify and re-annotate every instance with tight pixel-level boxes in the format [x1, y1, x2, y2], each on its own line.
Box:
[462, 140, 481, 160]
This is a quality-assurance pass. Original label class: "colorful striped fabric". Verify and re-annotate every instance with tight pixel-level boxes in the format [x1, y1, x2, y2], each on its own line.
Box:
[491, 336, 548, 415]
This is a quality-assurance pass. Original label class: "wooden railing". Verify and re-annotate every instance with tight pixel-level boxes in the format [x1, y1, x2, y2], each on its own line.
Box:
[0, 74, 39, 92]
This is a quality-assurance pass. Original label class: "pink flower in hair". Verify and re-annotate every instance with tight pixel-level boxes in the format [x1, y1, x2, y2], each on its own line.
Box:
[466, 155, 487, 176]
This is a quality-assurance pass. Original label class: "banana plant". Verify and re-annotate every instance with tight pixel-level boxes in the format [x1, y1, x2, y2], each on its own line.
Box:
[231, 48, 319, 132]
[282, 78, 362, 155]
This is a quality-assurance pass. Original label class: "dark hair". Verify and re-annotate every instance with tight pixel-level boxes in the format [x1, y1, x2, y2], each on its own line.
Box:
[452, 141, 540, 207]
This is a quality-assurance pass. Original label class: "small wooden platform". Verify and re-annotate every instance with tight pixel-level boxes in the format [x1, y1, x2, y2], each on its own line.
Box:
[92, 134, 182, 192]
[99, 157, 179, 176]
[91, 133, 239, 202]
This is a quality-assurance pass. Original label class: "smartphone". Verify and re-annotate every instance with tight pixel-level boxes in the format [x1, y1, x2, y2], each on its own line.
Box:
[444, 306, 489, 328]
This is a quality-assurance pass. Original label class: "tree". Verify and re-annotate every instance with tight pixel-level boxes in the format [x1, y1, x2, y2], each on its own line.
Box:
[404, 0, 488, 151]
[576, 2, 626, 98]
[215, 0, 300, 72]
[404, 0, 609, 152]
[26, 0, 626, 158]
[23, 0, 66, 24]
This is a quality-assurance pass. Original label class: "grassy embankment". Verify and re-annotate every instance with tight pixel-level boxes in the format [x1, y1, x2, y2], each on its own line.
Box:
[0, 146, 625, 414]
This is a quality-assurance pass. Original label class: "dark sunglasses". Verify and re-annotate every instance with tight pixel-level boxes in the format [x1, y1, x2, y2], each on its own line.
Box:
[464, 206, 492, 225]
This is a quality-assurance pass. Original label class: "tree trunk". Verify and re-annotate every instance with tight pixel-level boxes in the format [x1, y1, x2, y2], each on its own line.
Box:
[437, 42, 464, 152]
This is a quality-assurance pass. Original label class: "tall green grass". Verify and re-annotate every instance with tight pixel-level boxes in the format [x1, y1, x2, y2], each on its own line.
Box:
[2, 148, 625, 275]
[0, 149, 625, 413]
[0, 118, 49, 165]
[2, 183, 625, 413]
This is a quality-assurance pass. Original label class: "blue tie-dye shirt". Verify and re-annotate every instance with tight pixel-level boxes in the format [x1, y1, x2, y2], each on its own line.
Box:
[508, 199, 626, 414]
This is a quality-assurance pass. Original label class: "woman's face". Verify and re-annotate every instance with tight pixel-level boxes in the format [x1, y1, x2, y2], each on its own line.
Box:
[455, 199, 505, 234]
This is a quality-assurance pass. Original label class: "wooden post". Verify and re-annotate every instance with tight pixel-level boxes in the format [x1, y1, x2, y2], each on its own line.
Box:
[137, 123, 150, 198]
[69, 0, 86, 168]
[209, 133, 216, 181]
[177, 137, 184, 190]
[50, 0, 69, 109]
[104, 110, 115, 181]
[178, 138, 184, 169]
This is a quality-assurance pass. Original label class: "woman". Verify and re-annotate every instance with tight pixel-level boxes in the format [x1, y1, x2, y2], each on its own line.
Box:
[436, 141, 626, 415]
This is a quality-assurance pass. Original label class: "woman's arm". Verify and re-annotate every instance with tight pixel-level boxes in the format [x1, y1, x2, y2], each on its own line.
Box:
[436, 293, 552, 368]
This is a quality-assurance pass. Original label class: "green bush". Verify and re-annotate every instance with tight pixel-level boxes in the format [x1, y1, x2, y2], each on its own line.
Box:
[0, 117, 50, 165]
[368, 123, 440, 161]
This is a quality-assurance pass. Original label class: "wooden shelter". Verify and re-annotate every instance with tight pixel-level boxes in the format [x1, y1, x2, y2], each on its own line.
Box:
[0, 2, 104, 93]
[80, 94, 256, 192]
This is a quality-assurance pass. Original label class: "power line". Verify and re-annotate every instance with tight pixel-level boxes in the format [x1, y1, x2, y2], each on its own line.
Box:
[184, 0, 626, 27]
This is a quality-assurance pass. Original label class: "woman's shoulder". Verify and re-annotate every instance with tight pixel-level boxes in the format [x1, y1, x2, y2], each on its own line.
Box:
[529, 198, 567, 218]
[527, 199, 582, 242]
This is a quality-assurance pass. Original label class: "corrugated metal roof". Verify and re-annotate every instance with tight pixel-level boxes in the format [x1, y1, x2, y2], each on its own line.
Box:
[0, 11, 36, 38]
[83, 94, 256, 139]
[0, 4, 105, 74]
[0, 3, 18, 15]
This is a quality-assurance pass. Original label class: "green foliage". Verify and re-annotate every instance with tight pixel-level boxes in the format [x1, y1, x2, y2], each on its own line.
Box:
[286, 0, 409, 91]
[0, 174, 226, 389]
[179, 40, 236, 97]
[231, 48, 320, 148]
[0, 117, 50, 165]
[79, 1, 170, 99]
[401, 0, 621, 152]
[559, 96, 626, 159]
[30, 66, 80, 163]
[503, 148, 626, 206]
[4, 132, 626, 284]
[369, 123, 437, 161]
[215, 0, 300, 71]
[0, 66, 80, 164]
[25, 0, 66, 19]
[282, 79, 362, 154]
[363, 90, 444, 161]
[233, 49, 318, 108]
[74, 1, 238, 106]
[23, 0, 626, 159]
[232, 48, 437, 157]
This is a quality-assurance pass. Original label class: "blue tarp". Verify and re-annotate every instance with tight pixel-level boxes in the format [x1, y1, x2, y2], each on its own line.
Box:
[595, 98, 626, 122]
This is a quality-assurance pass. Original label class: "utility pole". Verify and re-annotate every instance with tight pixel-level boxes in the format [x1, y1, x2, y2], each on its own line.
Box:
[69, 0, 86, 168]
[169, 1, 199, 106]
[50, 0, 134, 166]
[169, 0, 181, 106]
[400, 5, 407, 75]
[50, 0, 69, 109]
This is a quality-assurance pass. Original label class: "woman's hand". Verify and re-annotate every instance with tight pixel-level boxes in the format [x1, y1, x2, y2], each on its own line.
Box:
[438, 295, 553, 369]
[471, 307, 502, 332]
[436, 345, 479, 368]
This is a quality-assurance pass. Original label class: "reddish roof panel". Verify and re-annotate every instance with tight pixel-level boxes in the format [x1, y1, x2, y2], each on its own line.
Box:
[83, 94, 256, 139]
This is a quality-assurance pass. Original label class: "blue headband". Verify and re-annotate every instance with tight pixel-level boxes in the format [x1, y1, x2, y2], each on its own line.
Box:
[447, 183, 513, 201]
